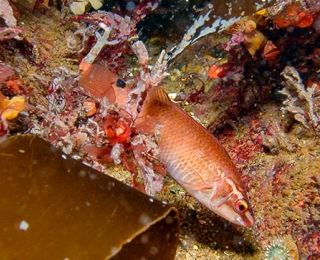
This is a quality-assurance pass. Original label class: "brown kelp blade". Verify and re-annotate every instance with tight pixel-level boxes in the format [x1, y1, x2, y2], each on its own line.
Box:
[0, 135, 179, 260]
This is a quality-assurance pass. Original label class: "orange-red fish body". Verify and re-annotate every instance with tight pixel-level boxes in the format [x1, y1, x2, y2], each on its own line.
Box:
[79, 64, 254, 226]
[79, 63, 129, 106]
[138, 87, 254, 227]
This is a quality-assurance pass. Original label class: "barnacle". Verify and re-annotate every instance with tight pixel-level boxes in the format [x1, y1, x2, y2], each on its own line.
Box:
[261, 235, 299, 260]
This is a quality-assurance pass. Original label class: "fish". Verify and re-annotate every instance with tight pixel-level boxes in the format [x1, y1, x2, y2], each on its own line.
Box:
[79, 63, 129, 106]
[137, 87, 254, 227]
[79, 64, 254, 226]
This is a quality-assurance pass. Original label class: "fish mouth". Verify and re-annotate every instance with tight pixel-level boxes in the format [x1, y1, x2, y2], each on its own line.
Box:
[237, 212, 254, 227]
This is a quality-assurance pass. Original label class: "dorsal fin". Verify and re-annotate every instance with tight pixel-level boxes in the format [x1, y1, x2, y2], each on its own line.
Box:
[145, 86, 172, 106]
[135, 87, 174, 134]
[142, 86, 186, 117]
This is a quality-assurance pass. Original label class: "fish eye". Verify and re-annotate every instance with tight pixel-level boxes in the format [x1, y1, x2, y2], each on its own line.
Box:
[234, 199, 249, 214]
[116, 78, 126, 88]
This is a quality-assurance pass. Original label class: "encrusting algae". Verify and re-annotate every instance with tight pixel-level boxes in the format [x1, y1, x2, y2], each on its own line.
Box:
[0, 0, 320, 259]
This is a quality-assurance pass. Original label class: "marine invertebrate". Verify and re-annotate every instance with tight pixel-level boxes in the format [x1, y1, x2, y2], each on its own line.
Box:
[0, 0, 17, 27]
[102, 112, 132, 145]
[261, 121, 298, 153]
[83, 99, 96, 116]
[242, 20, 267, 57]
[263, 40, 281, 61]
[222, 19, 267, 57]
[261, 236, 299, 260]
[69, 0, 104, 15]
[168, 0, 275, 62]
[70, 11, 135, 70]
[279, 66, 320, 133]
[0, 92, 25, 141]
[82, 22, 120, 65]
[208, 64, 225, 79]
[0, 93, 25, 128]
[273, 3, 314, 28]
[69, 1, 160, 71]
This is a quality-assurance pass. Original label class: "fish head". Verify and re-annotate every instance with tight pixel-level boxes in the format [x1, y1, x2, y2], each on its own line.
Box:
[212, 193, 254, 227]
[193, 178, 254, 227]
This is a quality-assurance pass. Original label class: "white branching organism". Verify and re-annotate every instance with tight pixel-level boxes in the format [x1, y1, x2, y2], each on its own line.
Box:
[150, 50, 168, 85]
[126, 40, 168, 119]
[111, 143, 124, 165]
[168, 4, 215, 62]
[84, 22, 120, 64]
[124, 40, 168, 195]
[280, 66, 320, 132]
[167, 0, 281, 62]
[131, 134, 163, 196]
